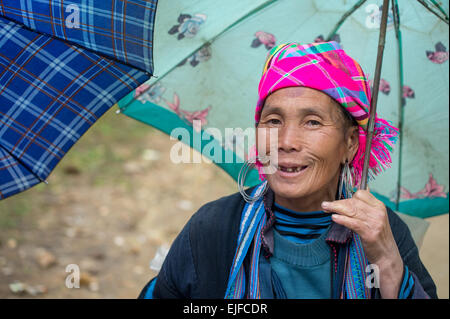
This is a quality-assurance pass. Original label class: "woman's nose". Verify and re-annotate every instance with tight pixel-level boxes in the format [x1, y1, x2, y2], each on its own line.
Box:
[278, 125, 301, 153]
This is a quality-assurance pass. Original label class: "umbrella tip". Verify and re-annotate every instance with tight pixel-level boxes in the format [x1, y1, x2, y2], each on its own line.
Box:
[43, 180, 49, 185]
[115, 109, 121, 114]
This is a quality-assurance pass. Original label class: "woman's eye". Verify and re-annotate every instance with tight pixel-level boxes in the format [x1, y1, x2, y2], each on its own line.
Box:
[267, 118, 281, 125]
[306, 120, 321, 126]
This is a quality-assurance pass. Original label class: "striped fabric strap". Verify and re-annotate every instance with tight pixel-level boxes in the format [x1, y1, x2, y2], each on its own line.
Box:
[344, 232, 371, 299]
[398, 265, 415, 299]
[225, 182, 267, 299]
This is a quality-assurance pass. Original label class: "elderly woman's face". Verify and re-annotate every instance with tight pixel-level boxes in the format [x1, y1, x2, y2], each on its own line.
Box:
[257, 87, 358, 209]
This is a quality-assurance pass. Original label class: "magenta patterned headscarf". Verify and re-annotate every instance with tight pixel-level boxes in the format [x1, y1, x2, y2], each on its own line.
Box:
[254, 41, 399, 187]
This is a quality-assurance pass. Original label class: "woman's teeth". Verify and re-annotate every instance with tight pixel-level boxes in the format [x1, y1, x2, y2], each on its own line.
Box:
[278, 166, 304, 173]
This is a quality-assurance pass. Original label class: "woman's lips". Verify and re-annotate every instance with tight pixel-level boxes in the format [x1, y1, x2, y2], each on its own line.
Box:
[276, 164, 308, 178]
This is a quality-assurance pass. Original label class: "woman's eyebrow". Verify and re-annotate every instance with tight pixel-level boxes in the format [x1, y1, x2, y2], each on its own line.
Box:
[297, 107, 326, 117]
[261, 105, 284, 115]
[261, 105, 328, 117]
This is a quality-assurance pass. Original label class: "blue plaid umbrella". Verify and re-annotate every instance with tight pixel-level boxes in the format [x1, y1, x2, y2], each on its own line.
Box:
[0, 0, 157, 199]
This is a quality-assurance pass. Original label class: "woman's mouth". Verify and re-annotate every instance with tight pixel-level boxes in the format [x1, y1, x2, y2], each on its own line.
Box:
[276, 164, 308, 177]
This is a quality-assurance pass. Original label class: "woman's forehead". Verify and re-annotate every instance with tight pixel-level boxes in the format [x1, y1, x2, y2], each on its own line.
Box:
[263, 87, 341, 115]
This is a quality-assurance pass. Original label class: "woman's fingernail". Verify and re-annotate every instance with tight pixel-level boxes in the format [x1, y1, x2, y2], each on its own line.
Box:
[321, 201, 330, 208]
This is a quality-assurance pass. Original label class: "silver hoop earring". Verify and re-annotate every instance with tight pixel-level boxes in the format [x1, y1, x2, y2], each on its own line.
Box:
[238, 156, 269, 203]
[338, 160, 354, 199]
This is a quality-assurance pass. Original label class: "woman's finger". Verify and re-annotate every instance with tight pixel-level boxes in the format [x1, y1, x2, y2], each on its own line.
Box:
[330, 213, 364, 234]
[321, 198, 366, 219]
[353, 189, 383, 208]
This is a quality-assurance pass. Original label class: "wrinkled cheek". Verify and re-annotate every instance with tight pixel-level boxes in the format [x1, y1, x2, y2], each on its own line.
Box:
[301, 149, 339, 186]
[306, 159, 329, 183]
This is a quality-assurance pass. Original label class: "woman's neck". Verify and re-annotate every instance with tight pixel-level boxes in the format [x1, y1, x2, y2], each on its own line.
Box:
[275, 196, 325, 212]
[274, 182, 338, 213]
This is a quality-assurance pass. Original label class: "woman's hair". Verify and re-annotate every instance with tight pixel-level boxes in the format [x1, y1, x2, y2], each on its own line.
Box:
[338, 102, 359, 130]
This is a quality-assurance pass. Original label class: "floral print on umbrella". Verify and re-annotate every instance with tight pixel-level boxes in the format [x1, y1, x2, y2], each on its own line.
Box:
[402, 85, 415, 106]
[251, 31, 276, 50]
[134, 82, 166, 104]
[165, 92, 181, 116]
[426, 42, 448, 64]
[367, 4, 394, 29]
[168, 13, 207, 40]
[180, 107, 211, 131]
[134, 84, 211, 132]
[165, 93, 211, 132]
[369, 78, 391, 95]
[379, 78, 391, 95]
[178, 45, 212, 67]
[314, 34, 341, 44]
[400, 173, 447, 199]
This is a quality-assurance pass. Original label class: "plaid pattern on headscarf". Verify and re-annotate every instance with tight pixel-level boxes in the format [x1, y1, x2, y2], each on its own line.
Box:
[254, 41, 399, 186]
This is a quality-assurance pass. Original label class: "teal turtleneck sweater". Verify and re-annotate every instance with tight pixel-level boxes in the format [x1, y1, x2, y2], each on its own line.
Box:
[270, 202, 333, 299]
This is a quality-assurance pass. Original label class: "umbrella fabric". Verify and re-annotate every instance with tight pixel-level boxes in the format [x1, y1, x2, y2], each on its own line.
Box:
[0, 0, 157, 199]
[117, 0, 448, 218]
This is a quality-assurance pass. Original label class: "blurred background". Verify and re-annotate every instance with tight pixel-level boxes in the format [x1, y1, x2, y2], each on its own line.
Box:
[0, 0, 448, 299]
[0, 108, 447, 298]
[0, 109, 236, 298]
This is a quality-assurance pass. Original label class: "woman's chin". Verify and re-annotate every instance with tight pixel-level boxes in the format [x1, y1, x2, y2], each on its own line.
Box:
[268, 180, 310, 199]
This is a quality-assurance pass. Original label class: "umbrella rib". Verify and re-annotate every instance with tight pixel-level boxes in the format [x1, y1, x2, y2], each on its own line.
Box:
[360, 0, 390, 190]
[392, 0, 404, 210]
[430, 0, 449, 21]
[325, 0, 367, 41]
[416, 0, 449, 25]
[0, 14, 153, 77]
[0, 144, 48, 184]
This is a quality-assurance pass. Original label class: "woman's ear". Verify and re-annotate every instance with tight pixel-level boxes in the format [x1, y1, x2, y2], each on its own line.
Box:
[345, 125, 359, 162]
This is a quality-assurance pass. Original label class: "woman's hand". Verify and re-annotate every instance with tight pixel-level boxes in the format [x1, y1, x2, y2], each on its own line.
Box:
[321, 189, 404, 299]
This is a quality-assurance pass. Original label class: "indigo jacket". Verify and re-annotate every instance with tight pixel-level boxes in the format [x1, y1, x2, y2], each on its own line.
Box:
[139, 187, 437, 299]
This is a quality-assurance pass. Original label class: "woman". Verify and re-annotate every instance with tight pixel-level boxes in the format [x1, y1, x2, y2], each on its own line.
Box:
[139, 41, 437, 299]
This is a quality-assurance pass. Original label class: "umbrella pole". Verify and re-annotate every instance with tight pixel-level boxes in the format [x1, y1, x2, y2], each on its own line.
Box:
[360, 0, 390, 190]
[417, 0, 449, 25]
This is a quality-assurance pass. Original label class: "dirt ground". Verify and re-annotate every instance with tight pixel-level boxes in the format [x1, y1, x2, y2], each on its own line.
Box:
[0, 109, 448, 299]
[419, 214, 449, 298]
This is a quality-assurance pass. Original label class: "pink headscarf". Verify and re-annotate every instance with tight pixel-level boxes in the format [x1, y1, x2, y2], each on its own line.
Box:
[254, 41, 399, 187]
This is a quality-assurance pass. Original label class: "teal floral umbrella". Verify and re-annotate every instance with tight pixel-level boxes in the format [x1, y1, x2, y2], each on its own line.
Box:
[117, 0, 449, 218]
